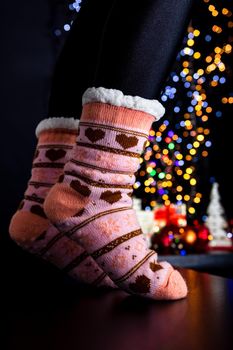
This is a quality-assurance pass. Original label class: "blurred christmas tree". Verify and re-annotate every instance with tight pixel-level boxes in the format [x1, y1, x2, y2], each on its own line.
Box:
[133, 0, 233, 223]
[206, 182, 231, 247]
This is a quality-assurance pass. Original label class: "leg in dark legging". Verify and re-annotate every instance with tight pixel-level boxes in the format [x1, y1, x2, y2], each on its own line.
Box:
[48, 0, 116, 118]
[94, 0, 194, 99]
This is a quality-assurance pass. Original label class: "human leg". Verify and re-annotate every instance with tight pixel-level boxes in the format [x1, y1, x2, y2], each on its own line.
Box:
[94, 0, 194, 99]
[48, 0, 116, 118]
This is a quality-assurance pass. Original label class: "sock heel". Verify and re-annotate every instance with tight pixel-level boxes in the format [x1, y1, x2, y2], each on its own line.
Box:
[44, 182, 89, 223]
[9, 211, 50, 244]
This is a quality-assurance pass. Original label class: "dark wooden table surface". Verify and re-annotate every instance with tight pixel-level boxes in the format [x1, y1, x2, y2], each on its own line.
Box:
[163, 252, 233, 278]
[5, 242, 233, 350]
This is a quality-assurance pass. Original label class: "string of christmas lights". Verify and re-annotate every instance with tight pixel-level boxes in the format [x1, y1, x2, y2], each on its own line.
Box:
[134, 0, 233, 221]
[53, 0, 82, 38]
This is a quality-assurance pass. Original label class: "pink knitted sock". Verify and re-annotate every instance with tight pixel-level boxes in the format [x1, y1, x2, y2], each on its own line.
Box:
[45, 88, 188, 300]
[9, 117, 116, 288]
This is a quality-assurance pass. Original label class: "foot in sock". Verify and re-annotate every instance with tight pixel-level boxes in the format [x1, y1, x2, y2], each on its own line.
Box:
[44, 87, 188, 300]
[9, 117, 116, 288]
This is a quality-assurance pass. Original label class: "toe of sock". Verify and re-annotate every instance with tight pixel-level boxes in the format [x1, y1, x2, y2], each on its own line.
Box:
[166, 270, 188, 300]
[154, 270, 188, 300]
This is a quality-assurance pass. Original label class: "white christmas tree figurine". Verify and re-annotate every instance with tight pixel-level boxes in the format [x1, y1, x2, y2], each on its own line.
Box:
[206, 182, 232, 247]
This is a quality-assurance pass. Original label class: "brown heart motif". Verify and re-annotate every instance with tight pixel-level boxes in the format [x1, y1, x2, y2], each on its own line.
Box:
[30, 205, 47, 218]
[129, 275, 151, 294]
[115, 134, 139, 149]
[85, 127, 105, 143]
[150, 261, 163, 272]
[70, 180, 91, 197]
[100, 190, 122, 204]
[45, 149, 66, 161]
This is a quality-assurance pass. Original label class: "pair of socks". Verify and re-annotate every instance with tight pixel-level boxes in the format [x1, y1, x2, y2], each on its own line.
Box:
[10, 87, 188, 300]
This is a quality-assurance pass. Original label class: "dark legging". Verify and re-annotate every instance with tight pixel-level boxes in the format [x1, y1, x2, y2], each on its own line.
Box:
[48, 0, 194, 118]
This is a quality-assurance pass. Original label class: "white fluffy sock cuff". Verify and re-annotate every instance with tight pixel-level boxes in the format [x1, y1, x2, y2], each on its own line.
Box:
[82, 87, 165, 120]
[35, 117, 80, 138]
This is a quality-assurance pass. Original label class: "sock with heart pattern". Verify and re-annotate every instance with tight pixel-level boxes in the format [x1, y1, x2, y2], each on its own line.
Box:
[44, 87, 188, 300]
[9, 117, 116, 288]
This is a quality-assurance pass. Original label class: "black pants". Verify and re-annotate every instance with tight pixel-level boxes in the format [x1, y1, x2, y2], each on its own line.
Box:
[48, 0, 194, 118]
